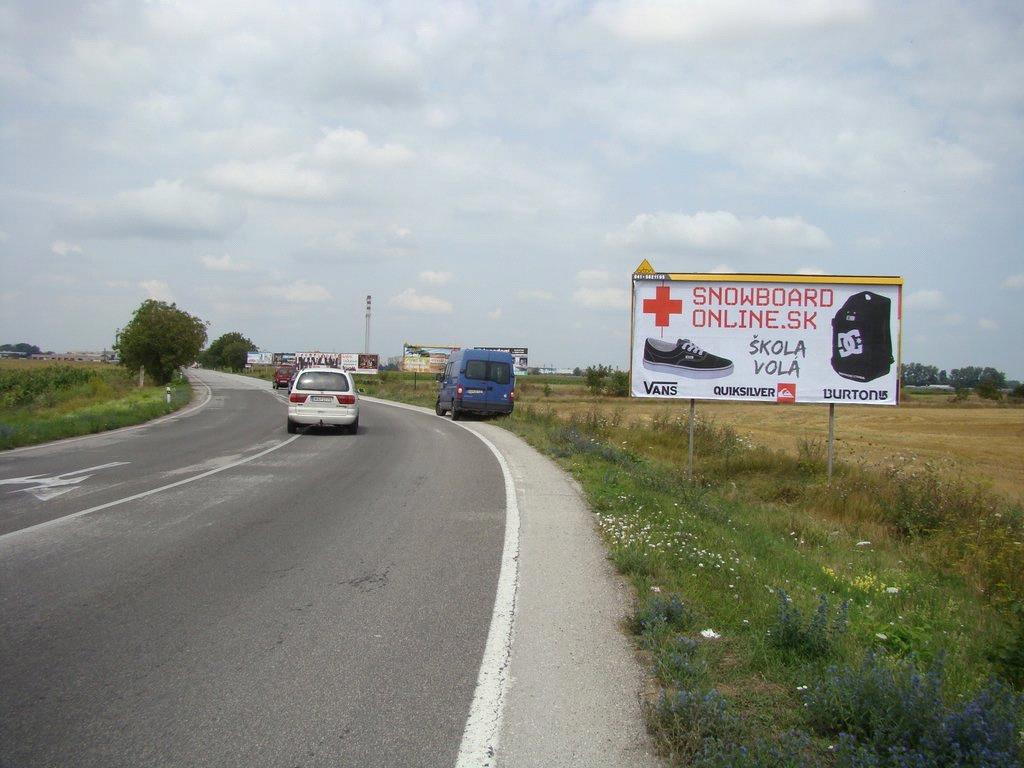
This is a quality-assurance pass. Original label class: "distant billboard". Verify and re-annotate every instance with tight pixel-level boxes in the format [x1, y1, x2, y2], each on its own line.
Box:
[402, 343, 459, 374]
[246, 351, 273, 366]
[295, 352, 379, 375]
[272, 352, 296, 365]
[630, 262, 903, 405]
[479, 346, 529, 376]
[340, 353, 379, 375]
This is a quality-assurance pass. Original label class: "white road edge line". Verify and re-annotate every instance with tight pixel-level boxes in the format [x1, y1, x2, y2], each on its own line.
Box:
[1, 376, 215, 456]
[0, 433, 302, 544]
[361, 396, 520, 767]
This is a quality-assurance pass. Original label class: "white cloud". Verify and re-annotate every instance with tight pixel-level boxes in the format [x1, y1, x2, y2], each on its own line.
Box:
[313, 126, 413, 167]
[577, 269, 612, 284]
[200, 253, 248, 272]
[487, 307, 503, 320]
[104, 280, 132, 289]
[608, 211, 832, 255]
[572, 286, 630, 309]
[796, 266, 826, 275]
[1002, 273, 1024, 290]
[51, 240, 83, 256]
[978, 318, 999, 331]
[72, 179, 244, 239]
[592, 0, 871, 43]
[517, 289, 554, 301]
[0, 230, 9, 242]
[260, 280, 331, 303]
[710, 264, 737, 273]
[388, 287, 453, 314]
[904, 289, 945, 310]
[139, 279, 174, 302]
[205, 158, 335, 201]
[419, 270, 453, 285]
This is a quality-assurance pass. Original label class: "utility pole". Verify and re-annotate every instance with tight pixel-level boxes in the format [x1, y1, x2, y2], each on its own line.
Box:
[364, 295, 372, 353]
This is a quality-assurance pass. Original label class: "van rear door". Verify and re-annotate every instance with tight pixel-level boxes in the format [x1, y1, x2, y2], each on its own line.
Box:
[483, 352, 513, 410]
[460, 356, 490, 408]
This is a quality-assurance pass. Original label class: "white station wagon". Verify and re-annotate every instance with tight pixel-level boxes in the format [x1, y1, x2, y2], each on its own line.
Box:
[287, 367, 360, 434]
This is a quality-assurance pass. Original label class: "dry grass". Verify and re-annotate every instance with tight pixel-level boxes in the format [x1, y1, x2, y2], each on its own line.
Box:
[519, 383, 1024, 501]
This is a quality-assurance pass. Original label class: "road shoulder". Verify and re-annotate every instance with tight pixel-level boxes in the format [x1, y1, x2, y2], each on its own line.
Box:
[468, 422, 661, 768]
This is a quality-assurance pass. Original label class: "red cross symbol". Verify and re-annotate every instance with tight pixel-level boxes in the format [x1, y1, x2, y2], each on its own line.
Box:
[643, 285, 683, 327]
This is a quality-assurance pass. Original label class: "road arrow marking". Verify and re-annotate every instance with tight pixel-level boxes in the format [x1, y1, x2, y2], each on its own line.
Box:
[1, 462, 130, 501]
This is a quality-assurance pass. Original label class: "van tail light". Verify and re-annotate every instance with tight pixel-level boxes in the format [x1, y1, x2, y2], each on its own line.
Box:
[289, 393, 308, 403]
[456, 385, 464, 396]
[336, 394, 356, 404]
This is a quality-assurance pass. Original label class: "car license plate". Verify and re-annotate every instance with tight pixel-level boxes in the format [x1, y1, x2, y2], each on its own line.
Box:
[466, 388, 484, 394]
[310, 395, 333, 403]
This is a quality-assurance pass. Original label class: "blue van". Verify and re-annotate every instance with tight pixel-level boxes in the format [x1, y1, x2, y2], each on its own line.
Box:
[435, 348, 515, 419]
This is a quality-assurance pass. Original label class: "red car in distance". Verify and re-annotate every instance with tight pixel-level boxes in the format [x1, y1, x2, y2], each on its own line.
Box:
[273, 365, 295, 389]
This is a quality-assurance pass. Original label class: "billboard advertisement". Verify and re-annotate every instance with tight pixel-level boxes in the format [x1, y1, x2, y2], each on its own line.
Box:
[402, 344, 459, 374]
[272, 352, 296, 365]
[339, 353, 380, 375]
[294, 352, 379, 374]
[295, 351, 341, 369]
[630, 264, 903, 405]
[479, 347, 529, 376]
[246, 351, 273, 366]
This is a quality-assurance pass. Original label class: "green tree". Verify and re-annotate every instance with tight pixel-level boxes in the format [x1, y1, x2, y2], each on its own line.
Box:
[607, 369, 630, 397]
[584, 364, 611, 395]
[900, 362, 940, 386]
[950, 366, 1006, 390]
[201, 332, 257, 370]
[0, 342, 42, 357]
[114, 300, 208, 384]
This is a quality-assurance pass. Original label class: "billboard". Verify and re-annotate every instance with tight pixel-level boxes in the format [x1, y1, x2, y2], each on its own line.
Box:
[272, 352, 296, 365]
[479, 347, 529, 376]
[294, 352, 379, 374]
[630, 263, 903, 405]
[246, 351, 273, 366]
[402, 344, 459, 374]
[340, 353, 380, 375]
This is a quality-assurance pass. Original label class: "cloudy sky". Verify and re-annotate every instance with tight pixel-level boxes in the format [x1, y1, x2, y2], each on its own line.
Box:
[1, 0, 1022, 375]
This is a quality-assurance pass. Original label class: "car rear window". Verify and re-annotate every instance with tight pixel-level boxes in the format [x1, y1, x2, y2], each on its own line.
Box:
[295, 371, 350, 391]
[464, 360, 511, 385]
[276, 366, 292, 375]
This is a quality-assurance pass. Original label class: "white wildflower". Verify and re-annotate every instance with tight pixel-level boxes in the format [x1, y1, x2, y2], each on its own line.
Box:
[700, 629, 720, 639]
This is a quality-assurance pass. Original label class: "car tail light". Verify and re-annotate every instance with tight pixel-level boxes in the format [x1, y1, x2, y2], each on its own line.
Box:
[336, 394, 356, 404]
[289, 393, 308, 403]
[510, 389, 516, 400]
[456, 385, 464, 396]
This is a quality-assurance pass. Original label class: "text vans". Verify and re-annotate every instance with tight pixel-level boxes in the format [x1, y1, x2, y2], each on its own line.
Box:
[435, 349, 515, 419]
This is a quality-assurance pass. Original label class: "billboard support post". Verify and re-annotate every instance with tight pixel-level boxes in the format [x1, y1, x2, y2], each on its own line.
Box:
[688, 398, 695, 482]
[827, 404, 835, 482]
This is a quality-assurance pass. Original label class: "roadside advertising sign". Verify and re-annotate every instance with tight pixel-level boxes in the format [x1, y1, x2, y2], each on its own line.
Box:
[294, 352, 379, 373]
[272, 352, 296, 365]
[246, 351, 274, 366]
[630, 261, 903, 405]
[479, 347, 529, 376]
[295, 351, 341, 369]
[402, 343, 459, 374]
[339, 353, 380, 375]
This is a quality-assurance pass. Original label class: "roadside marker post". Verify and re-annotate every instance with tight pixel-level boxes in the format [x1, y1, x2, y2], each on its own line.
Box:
[165, 386, 172, 406]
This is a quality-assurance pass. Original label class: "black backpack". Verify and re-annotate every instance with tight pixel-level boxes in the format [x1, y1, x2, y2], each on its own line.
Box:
[830, 291, 893, 383]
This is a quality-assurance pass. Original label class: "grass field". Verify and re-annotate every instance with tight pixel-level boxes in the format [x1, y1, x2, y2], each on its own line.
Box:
[364, 371, 1024, 766]
[0, 360, 193, 449]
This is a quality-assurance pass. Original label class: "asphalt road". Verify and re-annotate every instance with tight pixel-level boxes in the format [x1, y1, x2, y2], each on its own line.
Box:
[0, 369, 506, 767]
